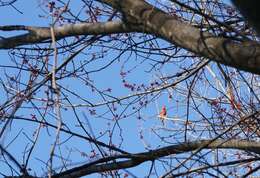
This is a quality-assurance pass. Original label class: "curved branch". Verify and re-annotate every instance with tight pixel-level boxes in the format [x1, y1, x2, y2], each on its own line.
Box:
[52, 139, 260, 178]
[107, 0, 260, 74]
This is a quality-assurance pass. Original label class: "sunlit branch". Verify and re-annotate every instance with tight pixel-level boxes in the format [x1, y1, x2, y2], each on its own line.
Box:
[0, 21, 133, 49]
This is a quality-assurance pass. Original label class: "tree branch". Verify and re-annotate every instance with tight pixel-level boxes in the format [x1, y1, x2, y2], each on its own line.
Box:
[1, 0, 260, 75]
[106, 0, 260, 74]
[52, 139, 260, 178]
[0, 21, 132, 49]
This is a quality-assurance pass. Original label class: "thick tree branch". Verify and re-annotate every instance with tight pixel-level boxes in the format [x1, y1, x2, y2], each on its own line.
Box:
[51, 139, 260, 178]
[1, 0, 260, 75]
[0, 21, 132, 49]
[106, 0, 260, 74]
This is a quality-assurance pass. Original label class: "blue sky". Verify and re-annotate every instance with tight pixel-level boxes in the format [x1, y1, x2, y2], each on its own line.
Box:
[1, 0, 257, 177]
[0, 1, 168, 177]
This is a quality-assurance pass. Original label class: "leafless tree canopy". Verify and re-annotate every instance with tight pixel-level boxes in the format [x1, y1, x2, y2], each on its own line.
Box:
[0, 0, 260, 177]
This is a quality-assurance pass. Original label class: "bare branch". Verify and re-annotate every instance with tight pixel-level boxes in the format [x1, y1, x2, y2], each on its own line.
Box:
[1, 0, 260, 75]
[52, 139, 260, 178]
[0, 21, 132, 49]
[108, 0, 260, 74]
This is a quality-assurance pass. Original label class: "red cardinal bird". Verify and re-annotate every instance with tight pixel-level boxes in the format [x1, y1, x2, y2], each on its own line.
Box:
[159, 106, 167, 124]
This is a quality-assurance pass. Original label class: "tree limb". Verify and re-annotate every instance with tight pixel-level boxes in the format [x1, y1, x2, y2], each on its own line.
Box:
[107, 0, 260, 74]
[1, 0, 260, 75]
[52, 139, 260, 178]
[0, 21, 132, 49]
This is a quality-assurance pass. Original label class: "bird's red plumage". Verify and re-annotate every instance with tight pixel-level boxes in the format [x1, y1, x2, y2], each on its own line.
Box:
[159, 106, 167, 117]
